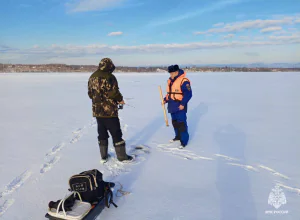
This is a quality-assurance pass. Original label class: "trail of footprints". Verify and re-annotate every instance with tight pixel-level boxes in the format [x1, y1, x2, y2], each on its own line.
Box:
[0, 119, 96, 217]
[1, 117, 299, 217]
[0, 170, 32, 217]
[40, 118, 98, 174]
[156, 142, 214, 161]
[155, 142, 299, 195]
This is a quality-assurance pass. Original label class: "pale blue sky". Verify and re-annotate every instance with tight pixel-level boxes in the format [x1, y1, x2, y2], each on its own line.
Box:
[0, 0, 299, 65]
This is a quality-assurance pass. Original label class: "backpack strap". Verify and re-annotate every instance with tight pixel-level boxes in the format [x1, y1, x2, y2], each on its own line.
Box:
[104, 184, 118, 208]
[108, 190, 118, 208]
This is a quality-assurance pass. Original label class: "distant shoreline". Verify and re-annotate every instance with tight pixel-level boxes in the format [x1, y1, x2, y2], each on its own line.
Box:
[1, 64, 300, 73]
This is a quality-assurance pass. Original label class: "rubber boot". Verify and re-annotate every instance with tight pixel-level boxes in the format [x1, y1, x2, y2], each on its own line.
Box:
[114, 140, 133, 162]
[98, 140, 109, 160]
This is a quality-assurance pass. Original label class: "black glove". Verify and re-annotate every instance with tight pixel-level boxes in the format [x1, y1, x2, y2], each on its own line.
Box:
[48, 195, 76, 212]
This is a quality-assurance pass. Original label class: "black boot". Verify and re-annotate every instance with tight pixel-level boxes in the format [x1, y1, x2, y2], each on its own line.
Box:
[114, 140, 133, 162]
[98, 140, 109, 160]
[170, 136, 180, 143]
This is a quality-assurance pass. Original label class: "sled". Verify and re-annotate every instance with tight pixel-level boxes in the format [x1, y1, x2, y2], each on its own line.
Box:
[45, 183, 116, 220]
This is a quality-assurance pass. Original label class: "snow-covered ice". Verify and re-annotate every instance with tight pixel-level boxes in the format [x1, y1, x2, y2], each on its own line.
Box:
[0, 71, 299, 219]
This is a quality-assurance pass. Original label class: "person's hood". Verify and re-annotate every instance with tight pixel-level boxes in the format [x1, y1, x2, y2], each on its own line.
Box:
[98, 58, 115, 73]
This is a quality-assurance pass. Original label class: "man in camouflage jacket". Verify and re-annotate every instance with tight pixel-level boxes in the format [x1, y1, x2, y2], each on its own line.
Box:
[88, 58, 133, 162]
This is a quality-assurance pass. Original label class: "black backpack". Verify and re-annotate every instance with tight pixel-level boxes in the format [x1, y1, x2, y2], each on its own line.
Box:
[68, 169, 117, 208]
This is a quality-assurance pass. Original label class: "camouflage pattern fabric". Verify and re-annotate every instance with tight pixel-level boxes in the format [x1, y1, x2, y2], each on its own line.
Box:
[98, 58, 115, 72]
[88, 59, 123, 117]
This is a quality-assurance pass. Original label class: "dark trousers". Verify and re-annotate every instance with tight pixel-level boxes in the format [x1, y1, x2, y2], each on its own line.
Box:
[96, 117, 123, 145]
[171, 110, 189, 146]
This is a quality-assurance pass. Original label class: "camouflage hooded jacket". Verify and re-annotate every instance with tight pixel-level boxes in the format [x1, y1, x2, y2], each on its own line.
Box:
[88, 58, 123, 117]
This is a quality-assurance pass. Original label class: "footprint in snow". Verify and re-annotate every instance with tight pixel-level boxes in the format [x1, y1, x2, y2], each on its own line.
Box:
[45, 142, 65, 157]
[0, 170, 32, 199]
[0, 199, 15, 217]
[40, 156, 61, 174]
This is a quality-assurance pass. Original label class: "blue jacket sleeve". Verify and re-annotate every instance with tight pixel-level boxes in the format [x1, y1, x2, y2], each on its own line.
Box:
[180, 81, 192, 106]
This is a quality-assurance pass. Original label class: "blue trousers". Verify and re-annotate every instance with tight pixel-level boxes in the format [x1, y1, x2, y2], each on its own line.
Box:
[171, 110, 189, 146]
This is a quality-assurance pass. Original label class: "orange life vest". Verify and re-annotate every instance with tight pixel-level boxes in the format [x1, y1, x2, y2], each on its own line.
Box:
[165, 71, 190, 102]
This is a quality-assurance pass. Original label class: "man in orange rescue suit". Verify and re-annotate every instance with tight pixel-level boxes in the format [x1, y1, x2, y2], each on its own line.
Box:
[163, 64, 192, 148]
